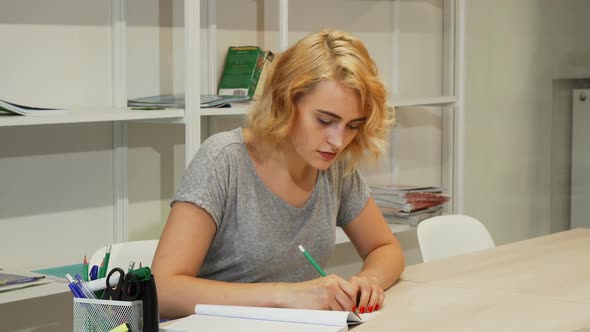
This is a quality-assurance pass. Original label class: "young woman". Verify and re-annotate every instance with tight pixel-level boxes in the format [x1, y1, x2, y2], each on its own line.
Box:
[152, 29, 405, 319]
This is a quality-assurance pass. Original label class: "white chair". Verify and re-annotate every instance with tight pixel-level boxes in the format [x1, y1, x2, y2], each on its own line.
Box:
[88, 240, 159, 276]
[417, 215, 495, 263]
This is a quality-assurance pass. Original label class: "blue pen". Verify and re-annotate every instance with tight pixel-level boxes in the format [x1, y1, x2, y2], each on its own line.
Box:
[75, 274, 97, 299]
[66, 274, 85, 298]
[89, 265, 98, 281]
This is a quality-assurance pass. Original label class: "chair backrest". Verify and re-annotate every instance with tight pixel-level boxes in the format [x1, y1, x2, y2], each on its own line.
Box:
[417, 215, 495, 263]
[88, 240, 159, 275]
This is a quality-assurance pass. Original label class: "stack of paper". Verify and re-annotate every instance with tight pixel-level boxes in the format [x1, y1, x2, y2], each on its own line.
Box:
[370, 185, 450, 225]
[127, 94, 249, 109]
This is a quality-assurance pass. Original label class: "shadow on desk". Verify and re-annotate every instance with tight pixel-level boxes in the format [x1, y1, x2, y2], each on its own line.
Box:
[0, 291, 72, 332]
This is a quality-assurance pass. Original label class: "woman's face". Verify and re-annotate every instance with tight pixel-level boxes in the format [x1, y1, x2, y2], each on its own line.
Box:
[289, 79, 366, 170]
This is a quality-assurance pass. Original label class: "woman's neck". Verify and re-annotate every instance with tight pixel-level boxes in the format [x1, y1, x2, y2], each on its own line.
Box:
[243, 128, 316, 189]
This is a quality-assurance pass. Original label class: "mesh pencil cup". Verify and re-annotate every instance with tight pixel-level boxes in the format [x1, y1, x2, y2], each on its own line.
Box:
[73, 298, 143, 332]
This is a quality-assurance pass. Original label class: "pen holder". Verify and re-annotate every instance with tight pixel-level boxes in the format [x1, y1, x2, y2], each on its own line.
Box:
[73, 298, 143, 332]
[138, 276, 159, 332]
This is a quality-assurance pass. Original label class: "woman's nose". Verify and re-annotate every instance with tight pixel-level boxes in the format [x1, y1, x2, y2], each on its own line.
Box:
[326, 126, 345, 149]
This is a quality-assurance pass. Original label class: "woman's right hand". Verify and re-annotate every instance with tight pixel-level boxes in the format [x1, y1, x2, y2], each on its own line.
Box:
[278, 275, 358, 311]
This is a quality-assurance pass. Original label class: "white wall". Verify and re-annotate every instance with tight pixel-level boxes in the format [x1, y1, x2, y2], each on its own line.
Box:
[0, 0, 184, 269]
[0, 1, 114, 269]
[464, 0, 590, 244]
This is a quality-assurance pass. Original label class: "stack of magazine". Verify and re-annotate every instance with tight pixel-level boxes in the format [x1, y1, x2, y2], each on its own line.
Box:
[370, 185, 450, 226]
[127, 94, 249, 109]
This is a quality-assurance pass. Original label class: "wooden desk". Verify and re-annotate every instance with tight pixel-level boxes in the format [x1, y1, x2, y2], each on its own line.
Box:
[163, 229, 590, 331]
[401, 228, 590, 303]
[355, 281, 590, 332]
[162, 281, 590, 332]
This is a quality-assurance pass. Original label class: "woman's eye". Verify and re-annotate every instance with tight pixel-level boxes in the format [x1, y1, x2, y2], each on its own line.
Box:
[318, 117, 332, 125]
[347, 123, 361, 130]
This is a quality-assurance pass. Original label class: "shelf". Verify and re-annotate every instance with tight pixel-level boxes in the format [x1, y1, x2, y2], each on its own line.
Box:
[0, 104, 251, 128]
[201, 97, 458, 116]
[393, 96, 457, 107]
[0, 96, 457, 128]
[335, 223, 414, 245]
[0, 108, 185, 127]
[200, 98, 457, 115]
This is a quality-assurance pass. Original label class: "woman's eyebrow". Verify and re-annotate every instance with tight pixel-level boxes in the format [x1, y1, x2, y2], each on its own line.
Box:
[317, 109, 366, 122]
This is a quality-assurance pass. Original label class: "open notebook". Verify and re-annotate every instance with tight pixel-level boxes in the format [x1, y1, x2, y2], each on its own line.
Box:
[161, 304, 378, 332]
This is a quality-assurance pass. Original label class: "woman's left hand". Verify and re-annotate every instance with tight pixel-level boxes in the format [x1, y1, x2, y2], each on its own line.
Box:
[348, 274, 384, 314]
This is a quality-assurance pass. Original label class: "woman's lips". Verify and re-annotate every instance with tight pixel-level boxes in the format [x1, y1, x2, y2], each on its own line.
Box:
[318, 151, 337, 161]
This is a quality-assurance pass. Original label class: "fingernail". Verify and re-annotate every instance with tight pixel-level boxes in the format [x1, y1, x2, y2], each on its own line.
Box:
[375, 304, 380, 311]
[368, 306, 373, 312]
[352, 305, 357, 312]
[360, 306, 366, 314]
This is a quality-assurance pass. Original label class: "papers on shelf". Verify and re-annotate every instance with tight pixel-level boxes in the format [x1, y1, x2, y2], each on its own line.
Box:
[0, 99, 67, 116]
[370, 185, 450, 226]
[127, 94, 250, 109]
[127, 94, 183, 108]
[161, 304, 378, 332]
[200, 94, 249, 108]
[382, 205, 444, 226]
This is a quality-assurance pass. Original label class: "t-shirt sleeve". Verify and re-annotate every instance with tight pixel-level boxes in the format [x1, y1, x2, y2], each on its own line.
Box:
[336, 165, 371, 227]
[172, 137, 231, 227]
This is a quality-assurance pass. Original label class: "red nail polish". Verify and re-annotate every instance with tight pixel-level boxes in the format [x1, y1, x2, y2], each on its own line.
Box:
[375, 304, 380, 311]
[360, 306, 366, 314]
[368, 306, 373, 312]
[352, 305, 357, 312]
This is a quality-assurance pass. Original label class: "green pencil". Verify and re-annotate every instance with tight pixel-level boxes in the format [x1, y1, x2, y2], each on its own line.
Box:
[98, 245, 112, 278]
[298, 245, 327, 277]
[82, 255, 89, 282]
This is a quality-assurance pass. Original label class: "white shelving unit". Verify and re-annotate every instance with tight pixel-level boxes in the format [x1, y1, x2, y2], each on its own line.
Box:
[0, 0, 463, 304]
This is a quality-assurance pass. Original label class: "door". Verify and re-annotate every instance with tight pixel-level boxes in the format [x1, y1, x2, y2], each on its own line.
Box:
[571, 89, 590, 228]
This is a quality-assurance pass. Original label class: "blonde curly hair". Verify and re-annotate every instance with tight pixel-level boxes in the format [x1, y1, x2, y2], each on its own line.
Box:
[247, 29, 395, 171]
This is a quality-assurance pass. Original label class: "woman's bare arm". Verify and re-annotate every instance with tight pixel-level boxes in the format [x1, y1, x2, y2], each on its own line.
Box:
[152, 202, 359, 319]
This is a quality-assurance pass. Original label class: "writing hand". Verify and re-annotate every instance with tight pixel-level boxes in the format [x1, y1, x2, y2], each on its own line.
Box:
[281, 275, 357, 311]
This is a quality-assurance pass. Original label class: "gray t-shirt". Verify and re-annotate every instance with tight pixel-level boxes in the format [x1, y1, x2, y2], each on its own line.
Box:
[173, 128, 370, 283]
